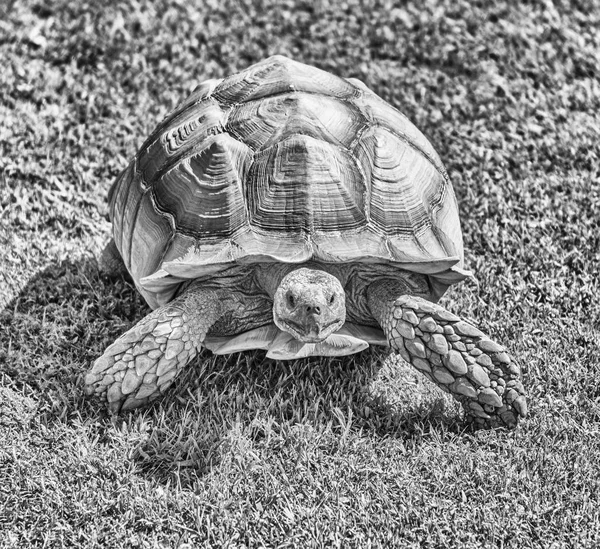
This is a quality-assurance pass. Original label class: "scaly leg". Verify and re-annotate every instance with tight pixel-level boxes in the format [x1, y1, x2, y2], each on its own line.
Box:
[99, 238, 128, 277]
[86, 282, 228, 413]
[367, 280, 527, 429]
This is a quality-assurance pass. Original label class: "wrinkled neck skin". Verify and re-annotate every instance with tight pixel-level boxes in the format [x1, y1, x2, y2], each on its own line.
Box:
[254, 261, 339, 299]
[254, 260, 429, 328]
[180, 261, 431, 336]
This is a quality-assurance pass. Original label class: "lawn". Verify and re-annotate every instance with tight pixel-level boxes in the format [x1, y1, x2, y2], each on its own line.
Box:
[1, 0, 599, 547]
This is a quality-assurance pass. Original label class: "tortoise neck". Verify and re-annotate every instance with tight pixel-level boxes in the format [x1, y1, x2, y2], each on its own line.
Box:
[255, 262, 341, 299]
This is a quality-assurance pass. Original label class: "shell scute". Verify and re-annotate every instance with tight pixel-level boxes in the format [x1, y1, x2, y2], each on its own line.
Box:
[152, 134, 252, 237]
[111, 160, 144, 268]
[109, 160, 136, 257]
[355, 126, 444, 236]
[227, 93, 366, 152]
[138, 98, 225, 187]
[353, 90, 446, 178]
[246, 135, 365, 235]
[212, 55, 358, 106]
[127, 191, 173, 289]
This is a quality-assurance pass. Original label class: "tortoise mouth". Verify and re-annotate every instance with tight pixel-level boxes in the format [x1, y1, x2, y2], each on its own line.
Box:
[282, 318, 344, 343]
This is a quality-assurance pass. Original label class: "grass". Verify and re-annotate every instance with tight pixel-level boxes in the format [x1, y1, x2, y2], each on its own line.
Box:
[1, 0, 599, 546]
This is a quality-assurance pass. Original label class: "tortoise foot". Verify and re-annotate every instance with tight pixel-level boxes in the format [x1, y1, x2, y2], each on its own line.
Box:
[86, 304, 199, 413]
[385, 296, 527, 429]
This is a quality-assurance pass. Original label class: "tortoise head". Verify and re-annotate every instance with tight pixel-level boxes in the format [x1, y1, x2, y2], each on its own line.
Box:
[273, 268, 346, 343]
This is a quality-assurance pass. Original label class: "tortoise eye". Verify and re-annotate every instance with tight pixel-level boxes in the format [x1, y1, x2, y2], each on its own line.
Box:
[329, 294, 335, 305]
[287, 293, 296, 307]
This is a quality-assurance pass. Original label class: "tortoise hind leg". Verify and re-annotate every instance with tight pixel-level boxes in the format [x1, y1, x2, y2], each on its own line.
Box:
[85, 282, 228, 413]
[367, 280, 527, 429]
[99, 238, 128, 278]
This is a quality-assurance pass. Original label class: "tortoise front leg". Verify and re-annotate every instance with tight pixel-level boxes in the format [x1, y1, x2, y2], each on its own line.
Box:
[367, 280, 527, 429]
[85, 282, 228, 413]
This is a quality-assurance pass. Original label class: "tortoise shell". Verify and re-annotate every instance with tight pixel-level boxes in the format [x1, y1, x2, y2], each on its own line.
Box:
[109, 55, 469, 309]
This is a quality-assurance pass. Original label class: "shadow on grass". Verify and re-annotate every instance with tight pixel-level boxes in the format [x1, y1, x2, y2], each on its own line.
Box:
[0, 257, 461, 485]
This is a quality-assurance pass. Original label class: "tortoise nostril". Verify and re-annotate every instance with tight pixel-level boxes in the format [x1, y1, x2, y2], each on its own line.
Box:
[307, 305, 321, 315]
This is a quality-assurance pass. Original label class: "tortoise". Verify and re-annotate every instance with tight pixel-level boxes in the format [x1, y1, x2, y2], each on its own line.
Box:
[85, 55, 527, 428]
